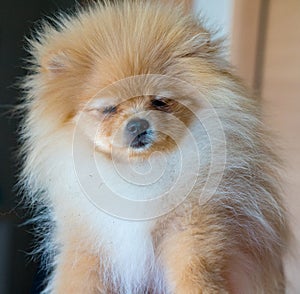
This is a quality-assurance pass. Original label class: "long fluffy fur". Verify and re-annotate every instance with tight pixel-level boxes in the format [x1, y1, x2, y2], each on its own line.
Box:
[20, 1, 289, 293]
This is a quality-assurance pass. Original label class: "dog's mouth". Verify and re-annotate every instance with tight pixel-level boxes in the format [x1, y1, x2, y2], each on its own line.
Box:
[129, 130, 154, 150]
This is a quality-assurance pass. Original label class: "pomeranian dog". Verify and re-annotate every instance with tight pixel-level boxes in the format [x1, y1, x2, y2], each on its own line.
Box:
[20, 0, 289, 293]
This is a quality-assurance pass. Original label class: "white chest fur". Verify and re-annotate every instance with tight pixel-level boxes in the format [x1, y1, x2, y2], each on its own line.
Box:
[98, 216, 165, 294]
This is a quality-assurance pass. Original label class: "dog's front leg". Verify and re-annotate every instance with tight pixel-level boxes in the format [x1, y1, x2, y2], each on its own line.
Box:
[159, 226, 230, 294]
[47, 243, 103, 294]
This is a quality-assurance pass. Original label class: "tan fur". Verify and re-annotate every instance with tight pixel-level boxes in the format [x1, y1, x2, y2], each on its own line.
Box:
[21, 1, 289, 293]
[52, 240, 101, 293]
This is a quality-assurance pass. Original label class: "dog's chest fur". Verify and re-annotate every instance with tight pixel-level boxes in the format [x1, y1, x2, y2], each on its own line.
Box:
[98, 216, 166, 294]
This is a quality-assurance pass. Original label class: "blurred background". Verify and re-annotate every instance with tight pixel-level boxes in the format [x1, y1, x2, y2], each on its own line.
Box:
[0, 0, 299, 293]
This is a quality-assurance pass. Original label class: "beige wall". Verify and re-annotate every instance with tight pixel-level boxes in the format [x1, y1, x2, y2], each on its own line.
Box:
[230, 0, 263, 89]
[261, 1, 300, 292]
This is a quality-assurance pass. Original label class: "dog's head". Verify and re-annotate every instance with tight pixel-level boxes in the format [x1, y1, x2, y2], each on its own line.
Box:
[27, 1, 225, 160]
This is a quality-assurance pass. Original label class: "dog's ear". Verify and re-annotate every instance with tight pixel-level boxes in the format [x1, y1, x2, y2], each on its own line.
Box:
[175, 32, 219, 59]
[41, 50, 72, 74]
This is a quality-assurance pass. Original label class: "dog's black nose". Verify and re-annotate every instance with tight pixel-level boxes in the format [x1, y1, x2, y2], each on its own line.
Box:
[126, 118, 150, 135]
[125, 118, 152, 149]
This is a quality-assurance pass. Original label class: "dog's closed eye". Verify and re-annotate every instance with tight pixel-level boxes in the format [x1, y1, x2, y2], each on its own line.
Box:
[103, 105, 117, 115]
[151, 98, 171, 112]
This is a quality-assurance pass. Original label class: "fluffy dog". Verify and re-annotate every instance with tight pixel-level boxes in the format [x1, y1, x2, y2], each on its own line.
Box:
[20, 1, 289, 293]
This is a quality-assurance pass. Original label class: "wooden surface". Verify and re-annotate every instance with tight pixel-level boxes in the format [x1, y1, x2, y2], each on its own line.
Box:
[261, 0, 300, 292]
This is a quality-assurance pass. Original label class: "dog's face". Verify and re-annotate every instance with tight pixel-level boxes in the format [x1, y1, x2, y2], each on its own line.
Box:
[78, 86, 194, 159]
